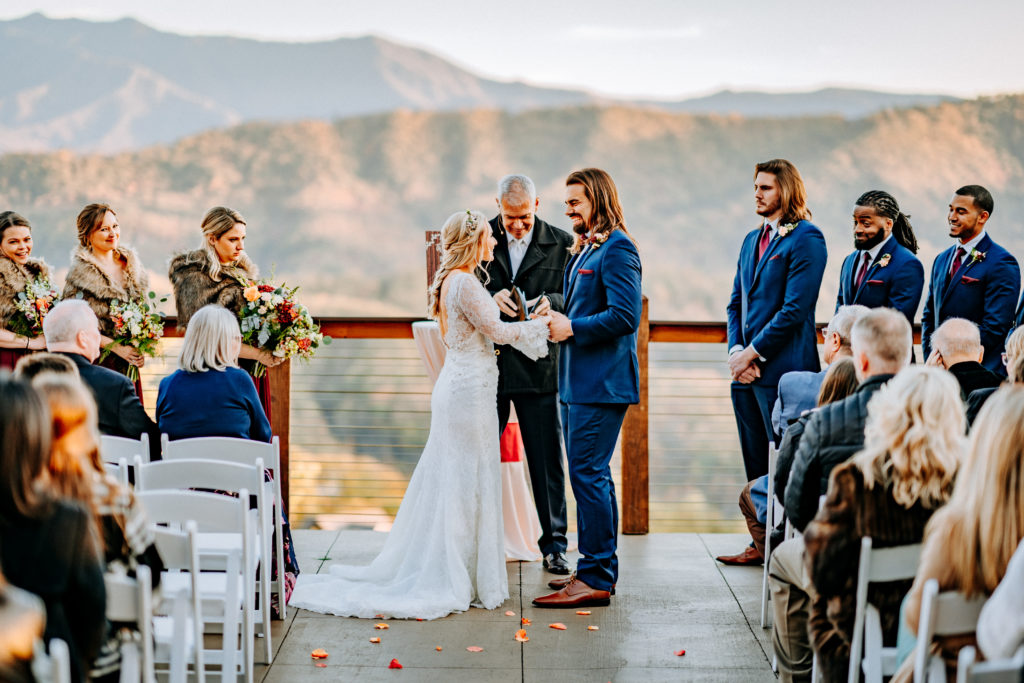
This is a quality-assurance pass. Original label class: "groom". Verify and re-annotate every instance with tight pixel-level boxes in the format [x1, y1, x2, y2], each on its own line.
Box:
[533, 168, 642, 608]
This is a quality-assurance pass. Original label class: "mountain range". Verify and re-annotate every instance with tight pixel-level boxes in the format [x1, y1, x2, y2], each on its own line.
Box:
[0, 13, 959, 152]
[2, 93, 1022, 320]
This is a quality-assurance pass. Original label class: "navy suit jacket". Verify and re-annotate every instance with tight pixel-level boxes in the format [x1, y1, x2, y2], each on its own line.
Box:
[835, 238, 924, 324]
[727, 219, 828, 386]
[921, 234, 1020, 372]
[558, 230, 642, 405]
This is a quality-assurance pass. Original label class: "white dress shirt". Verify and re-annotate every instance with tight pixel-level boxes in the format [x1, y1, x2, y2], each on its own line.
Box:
[950, 230, 987, 271]
[508, 228, 534, 278]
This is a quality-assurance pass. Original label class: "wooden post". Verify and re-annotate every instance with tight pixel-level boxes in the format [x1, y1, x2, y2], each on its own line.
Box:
[268, 359, 292, 512]
[621, 295, 650, 534]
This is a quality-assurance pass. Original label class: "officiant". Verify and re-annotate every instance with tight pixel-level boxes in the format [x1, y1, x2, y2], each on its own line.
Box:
[481, 174, 573, 574]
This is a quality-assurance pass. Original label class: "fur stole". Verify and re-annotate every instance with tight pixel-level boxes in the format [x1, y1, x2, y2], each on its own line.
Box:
[168, 249, 259, 330]
[0, 256, 51, 328]
[62, 245, 150, 337]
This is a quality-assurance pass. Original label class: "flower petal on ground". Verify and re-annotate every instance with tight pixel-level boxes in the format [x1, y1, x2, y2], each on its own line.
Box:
[310, 649, 328, 659]
[515, 629, 529, 642]
[549, 623, 567, 630]
[587, 625, 599, 631]
[675, 649, 686, 656]
[466, 646, 484, 652]
[521, 617, 531, 626]
[575, 610, 592, 615]
[388, 658, 403, 669]
[505, 610, 516, 616]
[435, 646, 443, 651]
[374, 623, 389, 630]
[369, 637, 380, 644]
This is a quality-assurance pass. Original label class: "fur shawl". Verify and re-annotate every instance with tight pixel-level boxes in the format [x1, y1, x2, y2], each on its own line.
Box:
[62, 245, 149, 338]
[0, 256, 51, 328]
[168, 249, 258, 330]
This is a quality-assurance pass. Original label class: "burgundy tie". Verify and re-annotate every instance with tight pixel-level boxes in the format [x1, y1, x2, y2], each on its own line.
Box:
[757, 224, 772, 261]
[855, 252, 871, 289]
[949, 247, 966, 280]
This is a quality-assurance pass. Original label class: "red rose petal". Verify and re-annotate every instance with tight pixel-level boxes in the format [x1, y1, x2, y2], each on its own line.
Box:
[388, 658, 403, 669]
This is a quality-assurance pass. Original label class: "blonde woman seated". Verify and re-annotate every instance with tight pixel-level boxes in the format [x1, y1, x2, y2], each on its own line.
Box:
[156, 304, 270, 442]
[803, 366, 964, 681]
[893, 385, 1024, 681]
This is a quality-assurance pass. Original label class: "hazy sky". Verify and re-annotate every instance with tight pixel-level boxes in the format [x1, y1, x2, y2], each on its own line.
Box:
[4, 0, 1024, 99]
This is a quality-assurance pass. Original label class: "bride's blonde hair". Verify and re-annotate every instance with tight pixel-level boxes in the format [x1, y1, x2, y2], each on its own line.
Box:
[428, 210, 489, 320]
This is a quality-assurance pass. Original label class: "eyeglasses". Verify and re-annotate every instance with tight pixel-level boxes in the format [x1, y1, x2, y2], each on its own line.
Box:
[1002, 352, 1009, 367]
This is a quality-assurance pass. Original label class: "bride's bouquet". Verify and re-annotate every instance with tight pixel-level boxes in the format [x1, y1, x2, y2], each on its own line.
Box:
[100, 293, 167, 381]
[238, 280, 327, 377]
[9, 274, 61, 338]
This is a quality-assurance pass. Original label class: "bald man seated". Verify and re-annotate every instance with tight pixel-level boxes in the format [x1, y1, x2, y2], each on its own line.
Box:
[926, 317, 1003, 400]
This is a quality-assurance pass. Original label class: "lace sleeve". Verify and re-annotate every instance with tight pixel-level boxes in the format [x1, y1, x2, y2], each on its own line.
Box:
[453, 273, 550, 360]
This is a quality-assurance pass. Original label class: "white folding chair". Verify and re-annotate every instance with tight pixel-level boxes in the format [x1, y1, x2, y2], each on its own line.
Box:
[139, 489, 252, 683]
[956, 645, 1024, 683]
[136, 456, 272, 665]
[161, 434, 288, 619]
[761, 443, 780, 629]
[102, 457, 130, 489]
[914, 579, 987, 683]
[849, 537, 924, 683]
[105, 565, 160, 683]
[101, 433, 151, 465]
[147, 522, 205, 683]
[31, 638, 71, 683]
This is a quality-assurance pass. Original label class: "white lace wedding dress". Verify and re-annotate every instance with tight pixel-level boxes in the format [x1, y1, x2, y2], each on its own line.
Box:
[289, 271, 550, 619]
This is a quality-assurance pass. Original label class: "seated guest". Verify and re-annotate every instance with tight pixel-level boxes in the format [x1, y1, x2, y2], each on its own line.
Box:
[13, 351, 79, 381]
[42, 301, 159, 461]
[926, 318, 1002, 399]
[894, 385, 1024, 682]
[803, 367, 963, 681]
[0, 373, 106, 683]
[717, 358, 859, 566]
[0, 570, 45, 683]
[976, 537, 1024, 661]
[32, 374, 163, 681]
[966, 326, 1024, 425]
[770, 308, 912, 682]
[772, 304, 869, 440]
[157, 304, 271, 442]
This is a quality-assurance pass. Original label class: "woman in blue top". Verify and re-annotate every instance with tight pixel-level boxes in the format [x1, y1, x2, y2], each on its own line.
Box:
[157, 304, 271, 442]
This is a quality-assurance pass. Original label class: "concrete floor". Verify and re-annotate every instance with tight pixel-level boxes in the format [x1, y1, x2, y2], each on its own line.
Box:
[255, 531, 777, 682]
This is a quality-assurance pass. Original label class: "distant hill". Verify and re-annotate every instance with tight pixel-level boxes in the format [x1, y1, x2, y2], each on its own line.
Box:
[2, 94, 1023, 320]
[0, 14, 961, 152]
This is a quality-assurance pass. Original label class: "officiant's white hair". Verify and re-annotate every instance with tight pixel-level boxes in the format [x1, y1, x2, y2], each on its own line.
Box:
[179, 304, 240, 373]
[498, 174, 536, 203]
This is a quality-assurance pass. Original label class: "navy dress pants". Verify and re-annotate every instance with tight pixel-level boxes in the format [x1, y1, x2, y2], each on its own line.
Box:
[731, 382, 778, 481]
[560, 401, 629, 592]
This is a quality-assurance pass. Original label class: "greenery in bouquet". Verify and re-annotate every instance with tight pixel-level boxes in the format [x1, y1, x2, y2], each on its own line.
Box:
[8, 274, 61, 338]
[239, 280, 328, 377]
[99, 292, 167, 381]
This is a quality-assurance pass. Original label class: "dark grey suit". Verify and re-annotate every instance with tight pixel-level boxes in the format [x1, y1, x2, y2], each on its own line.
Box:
[480, 215, 572, 556]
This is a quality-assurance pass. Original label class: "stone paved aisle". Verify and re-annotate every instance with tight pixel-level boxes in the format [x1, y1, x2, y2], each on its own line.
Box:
[254, 531, 777, 682]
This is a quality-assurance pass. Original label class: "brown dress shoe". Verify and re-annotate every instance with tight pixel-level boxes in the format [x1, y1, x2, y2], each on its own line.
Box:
[533, 577, 611, 608]
[715, 546, 763, 566]
[548, 574, 616, 595]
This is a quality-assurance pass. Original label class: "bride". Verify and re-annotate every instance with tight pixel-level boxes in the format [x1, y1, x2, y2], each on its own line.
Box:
[289, 210, 552, 620]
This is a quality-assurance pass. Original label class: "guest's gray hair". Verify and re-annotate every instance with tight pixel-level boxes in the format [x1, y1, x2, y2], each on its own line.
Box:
[851, 308, 913, 371]
[497, 174, 536, 204]
[829, 304, 871, 349]
[178, 305, 241, 373]
[42, 300, 98, 344]
[932, 318, 982, 359]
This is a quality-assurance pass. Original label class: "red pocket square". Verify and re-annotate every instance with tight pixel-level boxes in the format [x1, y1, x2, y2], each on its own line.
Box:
[961, 276, 981, 284]
[578, 268, 594, 275]
[866, 279, 884, 285]
[768, 254, 782, 261]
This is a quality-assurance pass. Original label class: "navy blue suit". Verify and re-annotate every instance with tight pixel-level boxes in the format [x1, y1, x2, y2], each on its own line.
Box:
[727, 219, 827, 480]
[921, 234, 1020, 373]
[835, 238, 924, 324]
[559, 230, 642, 592]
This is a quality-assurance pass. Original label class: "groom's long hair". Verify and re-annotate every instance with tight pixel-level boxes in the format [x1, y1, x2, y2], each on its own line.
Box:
[567, 168, 636, 254]
[754, 159, 812, 225]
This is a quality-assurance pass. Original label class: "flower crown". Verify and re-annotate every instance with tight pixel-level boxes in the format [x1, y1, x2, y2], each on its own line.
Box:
[465, 209, 479, 232]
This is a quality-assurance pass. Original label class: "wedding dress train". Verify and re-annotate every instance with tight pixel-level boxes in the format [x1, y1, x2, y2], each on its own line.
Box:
[289, 271, 549, 619]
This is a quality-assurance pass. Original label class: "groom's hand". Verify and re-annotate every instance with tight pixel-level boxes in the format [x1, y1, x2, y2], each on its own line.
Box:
[493, 289, 518, 317]
[548, 311, 573, 342]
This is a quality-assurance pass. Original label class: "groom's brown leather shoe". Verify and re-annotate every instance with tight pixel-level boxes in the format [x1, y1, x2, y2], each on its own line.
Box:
[547, 573, 615, 595]
[533, 576, 611, 608]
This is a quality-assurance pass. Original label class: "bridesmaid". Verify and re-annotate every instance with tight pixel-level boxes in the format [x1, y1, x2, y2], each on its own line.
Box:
[62, 204, 150, 399]
[168, 206, 282, 420]
[0, 212, 50, 369]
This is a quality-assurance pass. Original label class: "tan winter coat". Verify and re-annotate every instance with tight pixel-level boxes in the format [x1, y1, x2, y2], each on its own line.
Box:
[62, 245, 149, 338]
[0, 255, 51, 329]
[168, 249, 258, 330]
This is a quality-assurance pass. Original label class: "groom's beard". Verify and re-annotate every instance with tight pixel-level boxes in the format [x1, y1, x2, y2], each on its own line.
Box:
[571, 220, 589, 236]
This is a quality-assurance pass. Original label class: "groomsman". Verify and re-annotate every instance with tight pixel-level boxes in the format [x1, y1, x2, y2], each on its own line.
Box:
[726, 159, 827, 481]
[535, 168, 642, 608]
[921, 185, 1020, 374]
[836, 190, 924, 325]
[480, 174, 573, 574]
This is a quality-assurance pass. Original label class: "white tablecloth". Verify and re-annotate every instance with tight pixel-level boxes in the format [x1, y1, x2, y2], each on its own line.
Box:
[412, 320, 542, 561]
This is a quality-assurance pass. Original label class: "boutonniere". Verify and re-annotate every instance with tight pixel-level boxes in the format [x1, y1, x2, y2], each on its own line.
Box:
[878, 254, 892, 268]
[777, 223, 797, 238]
[969, 249, 986, 265]
[589, 232, 610, 248]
